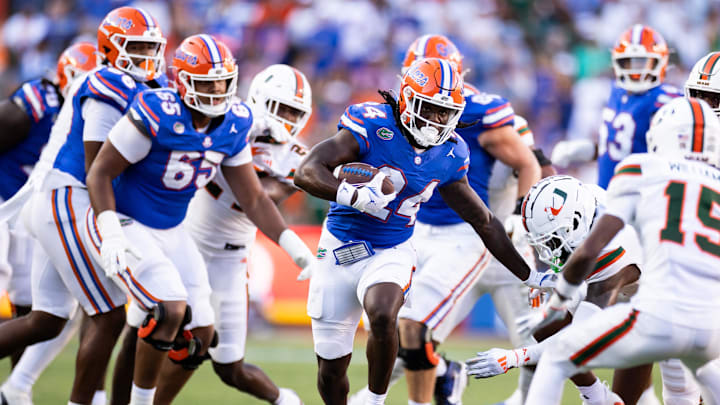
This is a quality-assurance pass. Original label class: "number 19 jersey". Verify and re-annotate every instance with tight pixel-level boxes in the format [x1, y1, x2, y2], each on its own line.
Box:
[329, 102, 469, 248]
[605, 153, 720, 327]
[597, 84, 680, 188]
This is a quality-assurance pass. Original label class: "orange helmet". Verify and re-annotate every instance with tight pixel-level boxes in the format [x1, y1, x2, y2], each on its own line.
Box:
[611, 24, 669, 93]
[97, 6, 166, 82]
[402, 34, 463, 75]
[172, 34, 238, 117]
[398, 58, 465, 147]
[57, 42, 99, 97]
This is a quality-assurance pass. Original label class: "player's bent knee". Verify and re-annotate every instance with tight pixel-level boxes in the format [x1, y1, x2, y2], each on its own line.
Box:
[169, 330, 218, 370]
[398, 324, 439, 371]
[28, 311, 67, 340]
[137, 303, 191, 352]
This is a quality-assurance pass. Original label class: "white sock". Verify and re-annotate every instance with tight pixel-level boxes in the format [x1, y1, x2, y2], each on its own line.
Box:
[435, 356, 447, 377]
[129, 384, 155, 405]
[365, 390, 387, 405]
[274, 388, 300, 405]
[92, 389, 107, 405]
[408, 400, 430, 405]
[577, 378, 607, 405]
[7, 310, 81, 392]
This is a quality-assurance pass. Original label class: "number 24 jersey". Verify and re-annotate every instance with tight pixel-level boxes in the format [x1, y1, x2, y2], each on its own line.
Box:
[329, 102, 469, 248]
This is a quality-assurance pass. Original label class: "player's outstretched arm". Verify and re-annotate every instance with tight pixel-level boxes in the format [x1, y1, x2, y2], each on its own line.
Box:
[294, 128, 360, 201]
[439, 177, 532, 281]
[259, 175, 297, 205]
[0, 99, 32, 153]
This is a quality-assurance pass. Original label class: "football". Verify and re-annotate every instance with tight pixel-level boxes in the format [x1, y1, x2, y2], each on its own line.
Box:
[334, 162, 395, 194]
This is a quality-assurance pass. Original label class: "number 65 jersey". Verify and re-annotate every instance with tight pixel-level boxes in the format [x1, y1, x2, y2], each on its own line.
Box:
[605, 153, 720, 327]
[114, 89, 252, 229]
[328, 102, 469, 248]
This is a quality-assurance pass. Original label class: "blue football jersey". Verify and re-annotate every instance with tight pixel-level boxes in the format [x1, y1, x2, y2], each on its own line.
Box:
[0, 79, 61, 200]
[328, 102, 469, 248]
[115, 89, 252, 229]
[53, 66, 167, 184]
[597, 83, 681, 188]
[417, 92, 514, 225]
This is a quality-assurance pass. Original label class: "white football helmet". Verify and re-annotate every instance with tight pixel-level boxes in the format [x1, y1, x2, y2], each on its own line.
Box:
[685, 52, 720, 117]
[247, 64, 312, 137]
[521, 175, 599, 270]
[646, 97, 720, 168]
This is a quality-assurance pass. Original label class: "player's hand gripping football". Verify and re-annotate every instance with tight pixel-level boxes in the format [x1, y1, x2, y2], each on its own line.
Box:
[96, 211, 143, 277]
[337, 172, 397, 215]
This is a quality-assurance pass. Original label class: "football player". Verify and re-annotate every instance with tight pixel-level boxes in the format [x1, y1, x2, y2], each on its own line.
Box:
[468, 175, 646, 405]
[398, 34, 544, 405]
[0, 7, 168, 405]
[522, 97, 720, 404]
[552, 24, 681, 189]
[181, 63, 312, 404]
[0, 42, 99, 405]
[85, 34, 315, 405]
[294, 57, 549, 405]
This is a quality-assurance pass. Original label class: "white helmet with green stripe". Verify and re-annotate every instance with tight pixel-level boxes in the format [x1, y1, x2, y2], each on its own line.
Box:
[646, 97, 720, 168]
[685, 52, 720, 117]
[521, 175, 599, 271]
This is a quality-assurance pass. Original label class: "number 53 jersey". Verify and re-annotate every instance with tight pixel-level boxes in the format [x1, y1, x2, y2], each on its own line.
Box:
[328, 102, 470, 248]
[597, 84, 680, 189]
[605, 153, 720, 327]
[115, 89, 252, 229]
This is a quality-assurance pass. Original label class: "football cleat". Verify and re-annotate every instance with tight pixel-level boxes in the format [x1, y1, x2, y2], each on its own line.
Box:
[435, 358, 468, 405]
[0, 384, 33, 405]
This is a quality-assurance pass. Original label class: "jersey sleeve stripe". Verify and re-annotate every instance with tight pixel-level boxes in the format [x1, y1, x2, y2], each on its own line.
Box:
[485, 102, 511, 114]
[457, 163, 469, 172]
[88, 75, 127, 110]
[340, 114, 368, 137]
[95, 72, 128, 101]
[614, 164, 642, 176]
[30, 85, 46, 114]
[689, 98, 705, 152]
[483, 107, 514, 125]
[344, 107, 364, 125]
[485, 114, 513, 128]
[21, 83, 43, 122]
[587, 247, 626, 278]
[134, 104, 158, 137]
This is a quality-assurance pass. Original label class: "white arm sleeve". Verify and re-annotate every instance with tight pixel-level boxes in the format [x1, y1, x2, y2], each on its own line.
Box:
[222, 144, 252, 167]
[107, 116, 152, 164]
[82, 98, 123, 143]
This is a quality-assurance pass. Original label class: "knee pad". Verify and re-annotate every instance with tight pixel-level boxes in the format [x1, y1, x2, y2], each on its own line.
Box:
[169, 330, 218, 370]
[398, 324, 439, 370]
[137, 303, 193, 352]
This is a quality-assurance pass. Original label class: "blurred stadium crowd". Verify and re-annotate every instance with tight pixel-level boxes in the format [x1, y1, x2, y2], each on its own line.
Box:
[1, 0, 718, 222]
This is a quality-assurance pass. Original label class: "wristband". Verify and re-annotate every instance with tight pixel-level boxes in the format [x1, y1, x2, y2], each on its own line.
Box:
[335, 180, 357, 207]
[555, 275, 580, 299]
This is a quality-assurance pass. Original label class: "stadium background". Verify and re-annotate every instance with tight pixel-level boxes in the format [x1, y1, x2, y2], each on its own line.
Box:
[0, 0, 715, 403]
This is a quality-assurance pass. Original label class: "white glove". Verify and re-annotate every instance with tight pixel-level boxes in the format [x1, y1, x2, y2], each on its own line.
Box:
[466, 348, 523, 378]
[96, 211, 142, 277]
[336, 173, 397, 215]
[278, 229, 316, 281]
[523, 268, 557, 290]
[550, 139, 596, 168]
[250, 114, 292, 144]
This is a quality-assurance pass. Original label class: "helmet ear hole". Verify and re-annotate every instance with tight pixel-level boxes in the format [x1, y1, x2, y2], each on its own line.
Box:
[573, 215, 580, 230]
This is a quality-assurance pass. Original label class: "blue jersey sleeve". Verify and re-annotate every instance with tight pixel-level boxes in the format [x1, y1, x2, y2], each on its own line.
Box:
[11, 79, 59, 123]
[460, 93, 515, 130]
[127, 90, 162, 137]
[442, 134, 470, 186]
[654, 84, 682, 108]
[338, 103, 377, 156]
[82, 68, 139, 113]
[226, 101, 253, 157]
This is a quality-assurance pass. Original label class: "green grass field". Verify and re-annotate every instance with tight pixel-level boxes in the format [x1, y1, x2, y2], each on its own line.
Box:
[0, 328, 665, 404]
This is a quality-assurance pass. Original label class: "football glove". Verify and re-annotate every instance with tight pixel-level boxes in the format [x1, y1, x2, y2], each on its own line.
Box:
[523, 268, 557, 290]
[250, 114, 292, 144]
[550, 139, 595, 168]
[336, 173, 397, 215]
[466, 347, 528, 378]
[96, 211, 142, 277]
